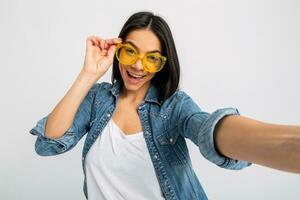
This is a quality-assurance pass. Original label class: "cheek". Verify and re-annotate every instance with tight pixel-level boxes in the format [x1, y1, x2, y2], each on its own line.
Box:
[118, 64, 126, 75]
[118, 63, 123, 71]
[145, 73, 156, 81]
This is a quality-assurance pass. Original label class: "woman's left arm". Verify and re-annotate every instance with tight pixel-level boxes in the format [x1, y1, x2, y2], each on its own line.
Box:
[214, 115, 300, 174]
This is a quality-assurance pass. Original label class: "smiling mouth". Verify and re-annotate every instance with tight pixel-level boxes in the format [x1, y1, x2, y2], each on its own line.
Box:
[126, 70, 146, 79]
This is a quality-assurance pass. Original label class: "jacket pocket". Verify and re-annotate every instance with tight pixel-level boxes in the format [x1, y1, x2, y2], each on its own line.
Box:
[156, 127, 189, 165]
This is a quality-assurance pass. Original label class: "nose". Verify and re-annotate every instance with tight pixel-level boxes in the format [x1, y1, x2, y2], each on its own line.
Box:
[131, 56, 144, 71]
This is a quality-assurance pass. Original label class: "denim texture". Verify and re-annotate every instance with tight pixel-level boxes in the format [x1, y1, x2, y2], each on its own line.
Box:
[30, 80, 251, 199]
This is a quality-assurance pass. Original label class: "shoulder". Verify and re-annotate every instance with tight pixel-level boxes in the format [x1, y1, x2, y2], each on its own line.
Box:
[87, 81, 114, 98]
[84, 81, 113, 104]
[90, 81, 112, 92]
[163, 89, 192, 104]
[156, 89, 202, 124]
[160, 89, 195, 110]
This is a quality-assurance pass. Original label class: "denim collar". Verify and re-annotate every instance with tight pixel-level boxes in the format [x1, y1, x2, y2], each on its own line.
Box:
[109, 80, 161, 105]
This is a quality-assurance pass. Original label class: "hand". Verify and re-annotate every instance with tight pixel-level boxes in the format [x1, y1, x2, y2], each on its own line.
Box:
[81, 36, 122, 80]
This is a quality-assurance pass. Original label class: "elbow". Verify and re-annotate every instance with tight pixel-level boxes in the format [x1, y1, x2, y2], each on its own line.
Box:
[34, 137, 67, 156]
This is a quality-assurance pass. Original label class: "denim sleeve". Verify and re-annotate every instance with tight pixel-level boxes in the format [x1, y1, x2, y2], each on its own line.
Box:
[178, 91, 252, 170]
[29, 83, 101, 156]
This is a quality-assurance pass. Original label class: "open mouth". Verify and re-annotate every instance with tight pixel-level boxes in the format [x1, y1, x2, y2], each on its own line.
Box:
[126, 70, 146, 79]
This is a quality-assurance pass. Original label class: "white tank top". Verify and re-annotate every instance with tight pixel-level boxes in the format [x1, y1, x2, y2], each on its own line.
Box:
[85, 118, 165, 200]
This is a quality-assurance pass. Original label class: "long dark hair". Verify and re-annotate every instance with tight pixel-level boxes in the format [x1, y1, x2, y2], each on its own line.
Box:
[112, 11, 180, 103]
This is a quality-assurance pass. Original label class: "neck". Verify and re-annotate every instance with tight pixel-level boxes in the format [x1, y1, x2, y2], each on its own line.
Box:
[120, 83, 150, 104]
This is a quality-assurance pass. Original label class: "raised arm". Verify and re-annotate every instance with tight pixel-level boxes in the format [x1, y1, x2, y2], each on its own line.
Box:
[44, 71, 97, 139]
[214, 115, 300, 174]
[29, 36, 121, 156]
[45, 36, 120, 138]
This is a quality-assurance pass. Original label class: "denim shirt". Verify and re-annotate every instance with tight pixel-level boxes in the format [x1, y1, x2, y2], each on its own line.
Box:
[29, 80, 251, 200]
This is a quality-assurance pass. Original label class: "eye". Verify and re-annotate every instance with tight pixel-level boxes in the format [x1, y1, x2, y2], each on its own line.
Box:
[147, 54, 160, 63]
[124, 47, 136, 56]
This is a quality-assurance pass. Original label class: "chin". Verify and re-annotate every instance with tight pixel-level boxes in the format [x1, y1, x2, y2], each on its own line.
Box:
[122, 74, 151, 92]
[119, 65, 155, 92]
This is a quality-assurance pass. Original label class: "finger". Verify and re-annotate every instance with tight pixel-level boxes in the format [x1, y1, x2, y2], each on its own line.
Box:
[107, 45, 117, 60]
[88, 36, 103, 46]
[91, 37, 101, 46]
[100, 39, 105, 50]
[93, 36, 103, 42]
[86, 37, 94, 46]
[105, 38, 122, 45]
[104, 38, 121, 51]
[94, 36, 105, 47]
[86, 36, 97, 45]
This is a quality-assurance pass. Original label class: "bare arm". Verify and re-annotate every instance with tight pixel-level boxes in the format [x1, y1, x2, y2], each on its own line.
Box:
[44, 36, 121, 139]
[215, 115, 300, 174]
[44, 71, 97, 139]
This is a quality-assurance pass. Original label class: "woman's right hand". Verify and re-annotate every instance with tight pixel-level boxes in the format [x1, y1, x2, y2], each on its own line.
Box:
[81, 36, 122, 80]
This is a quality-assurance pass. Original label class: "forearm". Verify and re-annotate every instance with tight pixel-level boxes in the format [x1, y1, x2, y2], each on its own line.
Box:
[215, 115, 300, 174]
[45, 70, 98, 139]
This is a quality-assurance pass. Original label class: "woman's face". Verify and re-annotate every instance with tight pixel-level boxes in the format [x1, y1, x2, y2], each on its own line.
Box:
[118, 29, 162, 93]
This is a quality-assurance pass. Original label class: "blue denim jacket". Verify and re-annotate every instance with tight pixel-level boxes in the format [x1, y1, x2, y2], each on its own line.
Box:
[29, 80, 251, 200]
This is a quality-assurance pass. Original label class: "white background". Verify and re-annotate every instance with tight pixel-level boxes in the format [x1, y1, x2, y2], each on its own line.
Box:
[1, 0, 299, 199]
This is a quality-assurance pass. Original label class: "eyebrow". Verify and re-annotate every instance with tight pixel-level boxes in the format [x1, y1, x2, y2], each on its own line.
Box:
[125, 41, 162, 54]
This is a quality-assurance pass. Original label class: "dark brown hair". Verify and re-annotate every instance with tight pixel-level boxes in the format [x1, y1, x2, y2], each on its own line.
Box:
[112, 11, 180, 103]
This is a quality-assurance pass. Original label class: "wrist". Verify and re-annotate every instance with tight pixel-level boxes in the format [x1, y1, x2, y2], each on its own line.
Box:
[78, 70, 101, 84]
[74, 70, 99, 90]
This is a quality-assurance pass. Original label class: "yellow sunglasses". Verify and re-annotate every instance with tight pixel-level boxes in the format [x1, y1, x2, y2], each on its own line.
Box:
[115, 42, 167, 73]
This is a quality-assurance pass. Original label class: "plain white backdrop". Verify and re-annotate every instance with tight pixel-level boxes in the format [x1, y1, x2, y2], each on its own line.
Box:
[1, 0, 299, 199]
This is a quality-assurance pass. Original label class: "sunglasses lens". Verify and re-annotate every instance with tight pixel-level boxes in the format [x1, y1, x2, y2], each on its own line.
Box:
[143, 54, 163, 72]
[116, 46, 137, 65]
[115, 44, 166, 73]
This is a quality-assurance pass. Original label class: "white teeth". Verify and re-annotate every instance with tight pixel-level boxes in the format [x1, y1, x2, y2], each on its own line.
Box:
[128, 71, 144, 78]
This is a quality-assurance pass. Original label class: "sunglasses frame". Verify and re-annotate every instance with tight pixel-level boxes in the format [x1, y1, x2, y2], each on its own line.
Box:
[115, 43, 167, 73]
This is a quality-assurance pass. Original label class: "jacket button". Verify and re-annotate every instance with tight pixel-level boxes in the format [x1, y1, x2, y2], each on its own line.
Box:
[107, 114, 111, 117]
[169, 138, 173, 143]
[164, 180, 168, 186]
[154, 154, 158, 159]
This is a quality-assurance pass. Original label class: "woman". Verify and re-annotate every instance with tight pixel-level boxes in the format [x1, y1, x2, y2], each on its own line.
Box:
[30, 11, 300, 200]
